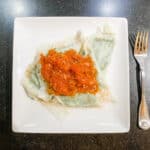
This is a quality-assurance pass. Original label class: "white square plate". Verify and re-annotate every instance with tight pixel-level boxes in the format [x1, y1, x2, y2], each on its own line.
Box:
[12, 17, 130, 133]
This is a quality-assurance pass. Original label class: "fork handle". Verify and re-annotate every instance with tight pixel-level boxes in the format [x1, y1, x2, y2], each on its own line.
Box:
[138, 70, 150, 130]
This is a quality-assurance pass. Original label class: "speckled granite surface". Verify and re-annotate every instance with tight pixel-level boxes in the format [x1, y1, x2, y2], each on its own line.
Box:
[0, 0, 150, 149]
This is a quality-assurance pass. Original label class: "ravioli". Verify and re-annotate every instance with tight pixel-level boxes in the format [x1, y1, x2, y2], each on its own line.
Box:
[22, 25, 115, 107]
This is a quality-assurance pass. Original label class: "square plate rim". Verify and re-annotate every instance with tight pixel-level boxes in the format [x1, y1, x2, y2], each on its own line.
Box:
[12, 17, 130, 133]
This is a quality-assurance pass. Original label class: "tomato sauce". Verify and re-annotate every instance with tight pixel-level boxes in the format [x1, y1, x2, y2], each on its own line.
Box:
[40, 49, 99, 96]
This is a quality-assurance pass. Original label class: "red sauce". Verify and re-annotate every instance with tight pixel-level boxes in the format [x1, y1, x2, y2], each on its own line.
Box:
[40, 49, 99, 96]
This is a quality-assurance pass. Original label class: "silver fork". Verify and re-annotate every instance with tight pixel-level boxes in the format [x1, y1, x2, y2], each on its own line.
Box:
[134, 31, 150, 130]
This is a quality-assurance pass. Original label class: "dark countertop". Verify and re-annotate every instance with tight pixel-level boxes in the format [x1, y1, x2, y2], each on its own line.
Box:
[0, 0, 150, 149]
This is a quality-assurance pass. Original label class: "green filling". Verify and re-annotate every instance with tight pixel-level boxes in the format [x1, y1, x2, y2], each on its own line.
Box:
[59, 94, 98, 107]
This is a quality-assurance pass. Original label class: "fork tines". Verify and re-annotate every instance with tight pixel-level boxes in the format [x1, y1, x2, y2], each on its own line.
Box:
[134, 31, 149, 54]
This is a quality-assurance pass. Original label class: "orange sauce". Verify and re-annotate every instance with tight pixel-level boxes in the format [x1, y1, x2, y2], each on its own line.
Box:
[40, 49, 99, 96]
